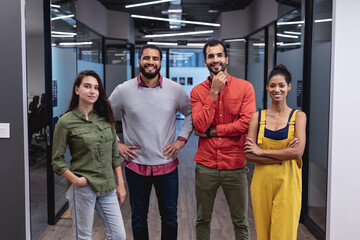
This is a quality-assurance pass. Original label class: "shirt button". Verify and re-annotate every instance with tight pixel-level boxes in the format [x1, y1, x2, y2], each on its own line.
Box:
[212, 116, 214, 119]
[218, 150, 220, 152]
[219, 137, 221, 139]
[219, 101, 222, 103]
[220, 114, 222, 117]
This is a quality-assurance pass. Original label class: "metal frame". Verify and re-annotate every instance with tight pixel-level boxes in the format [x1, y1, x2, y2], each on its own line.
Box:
[263, 26, 269, 109]
[301, 0, 326, 238]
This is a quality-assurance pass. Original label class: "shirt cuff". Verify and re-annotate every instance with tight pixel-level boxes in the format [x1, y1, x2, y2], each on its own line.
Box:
[216, 125, 225, 137]
[205, 95, 217, 109]
[177, 136, 188, 143]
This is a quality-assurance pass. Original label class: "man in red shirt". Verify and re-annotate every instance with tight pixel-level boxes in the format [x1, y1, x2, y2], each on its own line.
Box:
[190, 40, 256, 240]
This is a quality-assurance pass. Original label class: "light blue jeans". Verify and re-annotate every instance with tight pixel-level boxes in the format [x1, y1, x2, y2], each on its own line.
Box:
[66, 185, 126, 240]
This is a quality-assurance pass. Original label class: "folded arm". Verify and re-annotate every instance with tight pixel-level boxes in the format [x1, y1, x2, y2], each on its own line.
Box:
[245, 111, 307, 163]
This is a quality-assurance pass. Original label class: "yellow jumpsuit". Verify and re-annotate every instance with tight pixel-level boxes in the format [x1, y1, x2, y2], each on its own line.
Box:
[250, 109, 302, 240]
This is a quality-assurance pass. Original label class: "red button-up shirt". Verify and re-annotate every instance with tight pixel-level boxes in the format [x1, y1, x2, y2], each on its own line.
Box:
[190, 74, 256, 169]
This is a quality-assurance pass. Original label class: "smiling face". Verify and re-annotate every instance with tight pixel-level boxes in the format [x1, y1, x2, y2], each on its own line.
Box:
[139, 48, 161, 79]
[204, 44, 229, 75]
[75, 76, 99, 106]
[266, 74, 291, 102]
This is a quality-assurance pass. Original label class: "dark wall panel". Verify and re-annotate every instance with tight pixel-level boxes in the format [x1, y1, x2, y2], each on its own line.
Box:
[0, 0, 27, 239]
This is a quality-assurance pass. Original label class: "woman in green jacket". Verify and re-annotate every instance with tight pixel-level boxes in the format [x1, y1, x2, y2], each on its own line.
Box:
[52, 70, 126, 240]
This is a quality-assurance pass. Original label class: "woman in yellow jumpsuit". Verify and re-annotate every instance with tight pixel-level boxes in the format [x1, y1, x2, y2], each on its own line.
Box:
[244, 64, 307, 240]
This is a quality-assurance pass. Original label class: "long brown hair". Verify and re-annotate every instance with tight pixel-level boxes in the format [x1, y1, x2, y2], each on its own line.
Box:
[67, 70, 116, 125]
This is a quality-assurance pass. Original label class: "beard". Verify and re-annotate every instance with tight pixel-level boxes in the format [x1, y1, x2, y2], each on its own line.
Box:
[207, 62, 227, 75]
[140, 64, 161, 79]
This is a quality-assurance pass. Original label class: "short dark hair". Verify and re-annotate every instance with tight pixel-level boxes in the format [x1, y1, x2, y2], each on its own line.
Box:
[203, 40, 228, 59]
[139, 44, 163, 60]
[67, 70, 116, 125]
[268, 64, 292, 84]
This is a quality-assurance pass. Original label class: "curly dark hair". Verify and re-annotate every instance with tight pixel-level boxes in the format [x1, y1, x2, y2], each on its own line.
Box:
[268, 64, 292, 84]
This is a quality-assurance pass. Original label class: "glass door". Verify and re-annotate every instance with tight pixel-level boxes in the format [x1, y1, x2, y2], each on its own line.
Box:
[247, 30, 266, 111]
[306, 0, 332, 236]
[225, 39, 246, 80]
[45, 0, 77, 224]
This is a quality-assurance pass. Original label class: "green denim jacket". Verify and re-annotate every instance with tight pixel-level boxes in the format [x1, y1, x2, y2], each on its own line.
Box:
[52, 108, 122, 193]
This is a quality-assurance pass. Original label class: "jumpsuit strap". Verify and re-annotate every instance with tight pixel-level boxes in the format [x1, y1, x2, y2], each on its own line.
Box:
[257, 110, 266, 145]
[288, 109, 299, 137]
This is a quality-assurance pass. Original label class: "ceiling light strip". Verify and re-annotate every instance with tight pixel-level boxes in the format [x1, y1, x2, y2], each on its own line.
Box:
[277, 18, 332, 26]
[277, 33, 299, 39]
[126, 0, 173, 8]
[147, 41, 205, 47]
[253, 43, 265, 46]
[51, 14, 74, 21]
[59, 42, 93, 46]
[277, 42, 302, 46]
[224, 39, 246, 42]
[51, 4, 61, 8]
[51, 35, 75, 38]
[145, 30, 213, 38]
[148, 42, 177, 46]
[51, 31, 76, 36]
[277, 20, 304, 25]
[132, 14, 220, 27]
[284, 31, 301, 35]
[314, 18, 332, 23]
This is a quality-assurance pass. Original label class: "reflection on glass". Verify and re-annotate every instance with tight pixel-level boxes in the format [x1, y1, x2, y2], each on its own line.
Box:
[169, 48, 208, 94]
[169, 48, 208, 119]
[266, 24, 276, 108]
[105, 39, 130, 121]
[247, 30, 265, 111]
[51, 0, 76, 221]
[51, 0, 76, 51]
[307, 0, 333, 232]
[276, 9, 304, 110]
[76, 24, 104, 79]
[77, 24, 102, 63]
[226, 39, 246, 80]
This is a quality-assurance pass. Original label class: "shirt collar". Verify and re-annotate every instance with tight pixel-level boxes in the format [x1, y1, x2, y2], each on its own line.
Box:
[137, 73, 163, 88]
[206, 74, 232, 88]
[72, 107, 96, 120]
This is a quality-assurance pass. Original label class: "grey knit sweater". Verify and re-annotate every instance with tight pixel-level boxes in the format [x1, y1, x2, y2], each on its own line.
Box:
[109, 76, 193, 165]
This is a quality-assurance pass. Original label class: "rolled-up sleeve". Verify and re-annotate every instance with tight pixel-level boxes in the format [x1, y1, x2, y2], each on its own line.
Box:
[111, 125, 123, 169]
[190, 88, 217, 133]
[52, 119, 70, 175]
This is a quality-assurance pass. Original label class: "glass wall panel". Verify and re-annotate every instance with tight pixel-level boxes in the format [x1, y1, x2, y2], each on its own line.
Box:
[247, 30, 265, 111]
[169, 48, 208, 96]
[266, 24, 276, 108]
[276, 9, 304, 110]
[51, 0, 77, 221]
[169, 48, 208, 119]
[105, 39, 130, 121]
[226, 39, 246, 80]
[76, 24, 104, 79]
[307, 0, 332, 232]
[26, 0, 47, 238]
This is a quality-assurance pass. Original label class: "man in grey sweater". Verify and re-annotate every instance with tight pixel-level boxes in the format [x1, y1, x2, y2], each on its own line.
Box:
[109, 44, 193, 240]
